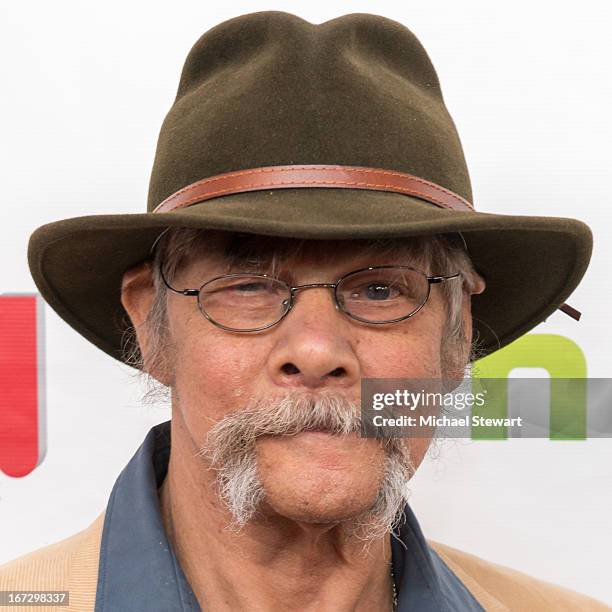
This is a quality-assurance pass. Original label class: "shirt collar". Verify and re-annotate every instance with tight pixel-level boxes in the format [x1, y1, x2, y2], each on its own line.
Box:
[95, 420, 484, 612]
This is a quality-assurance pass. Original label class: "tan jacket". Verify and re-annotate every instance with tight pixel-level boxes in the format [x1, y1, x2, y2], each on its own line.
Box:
[0, 511, 609, 612]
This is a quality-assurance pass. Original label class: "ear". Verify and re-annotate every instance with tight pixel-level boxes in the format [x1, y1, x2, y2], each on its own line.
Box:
[121, 260, 157, 325]
[469, 271, 487, 297]
[120, 260, 170, 382]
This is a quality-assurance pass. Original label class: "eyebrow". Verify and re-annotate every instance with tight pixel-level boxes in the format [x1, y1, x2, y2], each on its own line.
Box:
[222, 238, 281, 275]
[226, 257, 276, 273]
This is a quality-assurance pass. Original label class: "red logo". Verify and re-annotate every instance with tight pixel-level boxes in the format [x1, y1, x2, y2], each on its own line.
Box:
[0, 294, 46, 477]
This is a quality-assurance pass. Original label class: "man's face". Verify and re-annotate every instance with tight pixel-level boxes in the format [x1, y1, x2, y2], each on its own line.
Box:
[123, 230, 469, 530]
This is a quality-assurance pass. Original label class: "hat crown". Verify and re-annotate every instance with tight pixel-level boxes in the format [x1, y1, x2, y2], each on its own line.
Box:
[146, 11, 472, 212]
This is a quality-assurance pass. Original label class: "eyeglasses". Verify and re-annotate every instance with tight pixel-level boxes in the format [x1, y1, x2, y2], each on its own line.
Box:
[157, 261, 461, 332]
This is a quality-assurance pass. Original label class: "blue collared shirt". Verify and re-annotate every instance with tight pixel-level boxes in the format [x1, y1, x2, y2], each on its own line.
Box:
[94, 420, 484, 611]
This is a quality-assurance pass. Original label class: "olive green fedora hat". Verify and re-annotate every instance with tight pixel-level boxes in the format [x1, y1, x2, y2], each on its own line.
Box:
[27, 10, 592, 366]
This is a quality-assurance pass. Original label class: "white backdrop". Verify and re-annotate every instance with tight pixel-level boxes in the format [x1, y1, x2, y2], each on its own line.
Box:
[1, 1, 611, 606]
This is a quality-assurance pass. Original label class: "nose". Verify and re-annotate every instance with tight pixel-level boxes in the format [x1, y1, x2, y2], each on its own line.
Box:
[266, 287, 361, 391]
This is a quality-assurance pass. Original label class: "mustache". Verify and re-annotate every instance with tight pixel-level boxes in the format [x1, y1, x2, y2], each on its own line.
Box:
[197, 391, 363, 465]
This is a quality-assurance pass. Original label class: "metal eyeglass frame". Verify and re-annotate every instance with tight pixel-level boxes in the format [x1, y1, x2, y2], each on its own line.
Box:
[151, 237, 461, 332]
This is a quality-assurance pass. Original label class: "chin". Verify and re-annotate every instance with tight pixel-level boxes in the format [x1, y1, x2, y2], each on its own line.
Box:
[258, 468, 383, 525]
[263, 492, 378, 526]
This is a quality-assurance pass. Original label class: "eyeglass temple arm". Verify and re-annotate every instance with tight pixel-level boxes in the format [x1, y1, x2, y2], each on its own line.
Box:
[155, 257, 200, 297]
[428, 274, 581, 321]
[427, 273, 461, 283]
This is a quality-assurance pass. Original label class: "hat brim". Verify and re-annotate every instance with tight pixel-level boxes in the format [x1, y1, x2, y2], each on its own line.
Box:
[27, 188, 593, 365]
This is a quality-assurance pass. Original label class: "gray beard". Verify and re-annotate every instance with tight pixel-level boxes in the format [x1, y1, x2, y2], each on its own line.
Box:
[196, 391, 417, 544]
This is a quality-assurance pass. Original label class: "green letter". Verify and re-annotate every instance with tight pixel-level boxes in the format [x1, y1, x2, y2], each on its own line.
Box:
[471, 334, 586, 440]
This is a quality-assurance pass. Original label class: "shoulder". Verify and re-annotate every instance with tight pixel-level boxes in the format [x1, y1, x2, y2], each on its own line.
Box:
[428, 539, 611, 611]
[0, 512, 106, 609]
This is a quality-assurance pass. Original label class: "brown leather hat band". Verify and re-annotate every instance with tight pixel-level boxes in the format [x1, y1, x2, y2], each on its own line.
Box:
[152, 164, 475, 214]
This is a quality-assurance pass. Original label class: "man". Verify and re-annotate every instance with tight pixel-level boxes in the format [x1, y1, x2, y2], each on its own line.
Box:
[2, 10, 608, 611]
